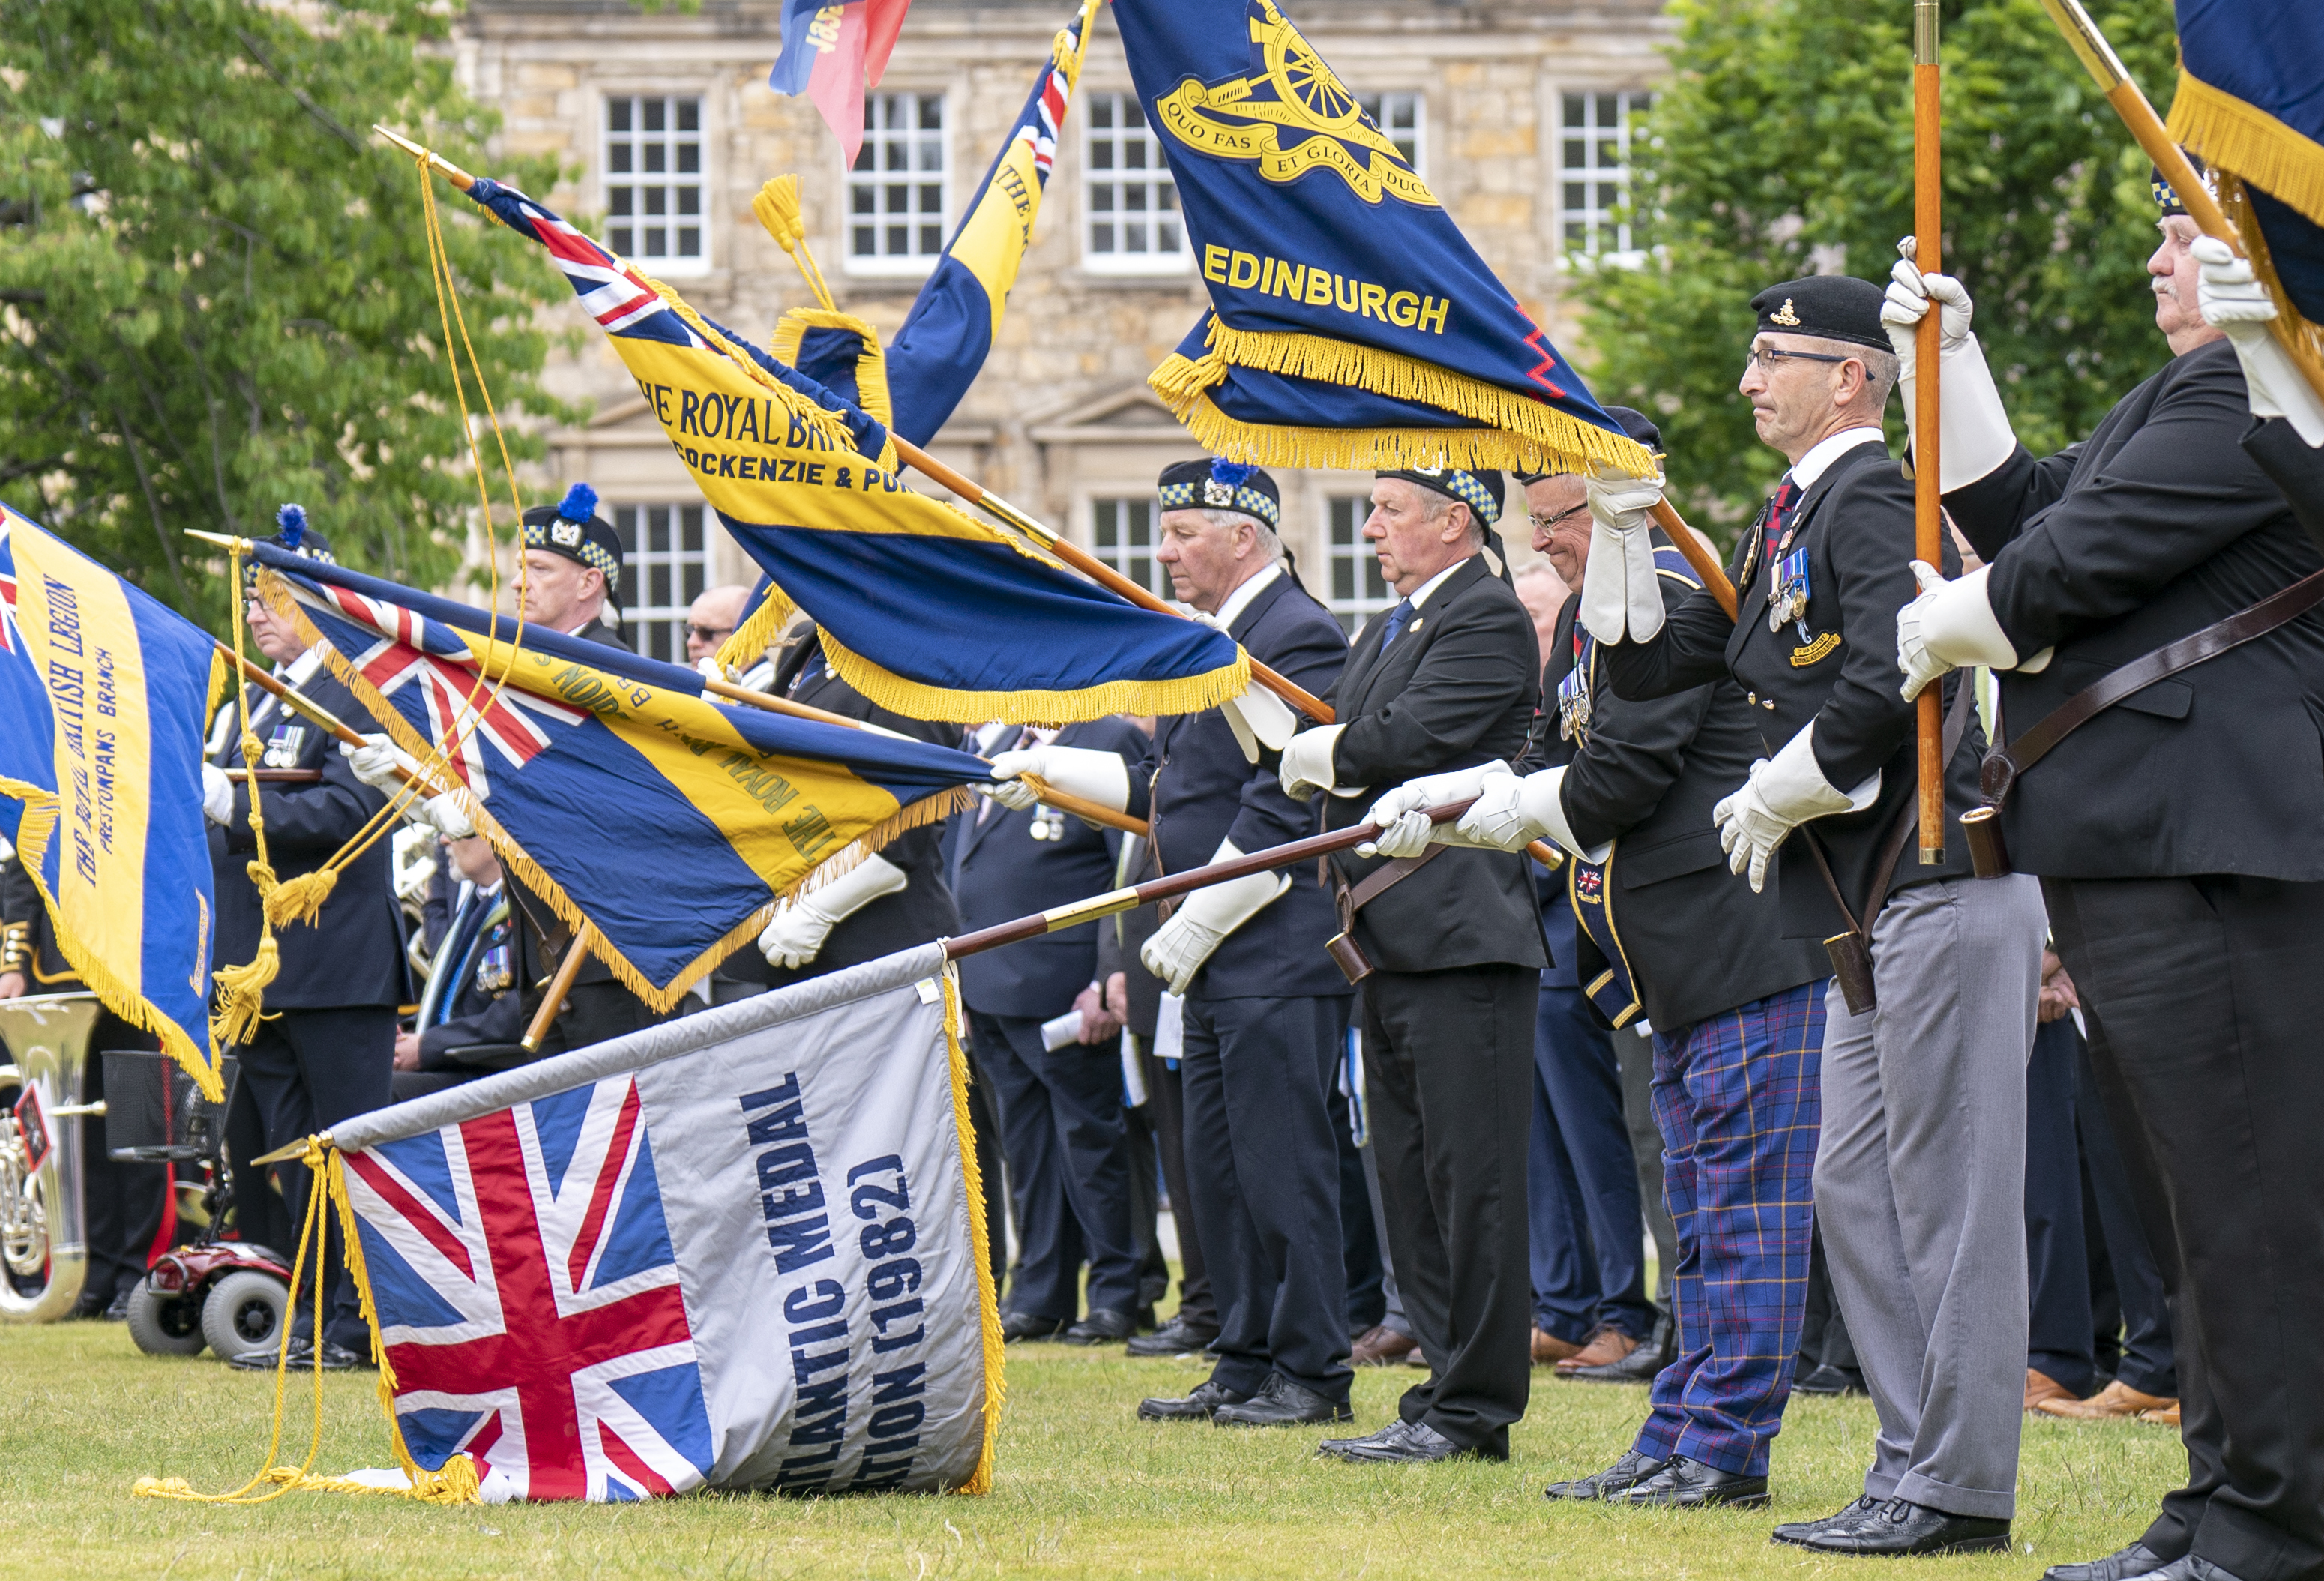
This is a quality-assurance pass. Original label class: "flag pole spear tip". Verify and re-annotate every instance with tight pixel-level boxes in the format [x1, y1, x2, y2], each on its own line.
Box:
[370, 124, 478, 191]
[182, 528, 249, 550]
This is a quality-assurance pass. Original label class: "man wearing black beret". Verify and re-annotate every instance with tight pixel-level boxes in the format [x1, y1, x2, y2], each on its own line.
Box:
[1559, 276, 2044, 1554]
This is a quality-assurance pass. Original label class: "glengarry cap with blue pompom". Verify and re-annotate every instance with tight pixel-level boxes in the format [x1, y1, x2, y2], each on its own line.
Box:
[1157, 457, 1281, 531]
[247, 503, 334, 586]
[521, 483, 624, 600]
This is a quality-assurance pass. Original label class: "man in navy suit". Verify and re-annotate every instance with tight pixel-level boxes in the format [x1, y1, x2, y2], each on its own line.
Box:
[990, 460, 1355, 1427]
[947, 714, 1149, 1343]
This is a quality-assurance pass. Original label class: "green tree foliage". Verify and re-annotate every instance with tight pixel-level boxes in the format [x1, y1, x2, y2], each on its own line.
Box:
[0, 0, 581, 621]
[1576, 0, 2179, 534]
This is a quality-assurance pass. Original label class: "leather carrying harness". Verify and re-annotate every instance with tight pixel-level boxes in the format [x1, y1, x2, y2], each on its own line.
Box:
[1966, 568, 2324, 877]
[1325, 843, 1446, 985]
[1802, 677, 1973, 1018]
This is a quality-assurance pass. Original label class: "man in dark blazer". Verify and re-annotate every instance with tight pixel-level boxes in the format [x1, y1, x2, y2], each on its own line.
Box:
[1379, 411, 1837, 1509]
[207, 523, 406, 1370]
[947, 715, 1149, 1344]
[1570, 277, 2046, 1556]
[1265, 464, 1545, 1464]
[1890, 190, 2324, 1581]
[389, 834, 521, 1100]
[990, 460, 1355, 1428]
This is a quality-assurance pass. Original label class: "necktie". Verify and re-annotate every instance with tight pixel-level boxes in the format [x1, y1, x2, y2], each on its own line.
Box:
[1378, 598, 1415, 654]
[1764, 478, 1798, 557]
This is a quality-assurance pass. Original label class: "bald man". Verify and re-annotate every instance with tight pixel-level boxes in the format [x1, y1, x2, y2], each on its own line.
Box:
[687, 584, 753, 665]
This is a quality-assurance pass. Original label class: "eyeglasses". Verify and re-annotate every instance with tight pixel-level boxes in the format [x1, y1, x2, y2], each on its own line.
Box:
[686, 624, 734, 644]
[1527, 503, 1592, 534]
[1743, 346, 1857, 374]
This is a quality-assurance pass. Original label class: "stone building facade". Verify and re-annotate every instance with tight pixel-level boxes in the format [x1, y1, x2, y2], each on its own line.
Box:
[456, 0, 1672, 661]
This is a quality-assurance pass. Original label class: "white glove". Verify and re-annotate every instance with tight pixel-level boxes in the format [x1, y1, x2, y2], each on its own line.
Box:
[1712, 723, 1879, 893]
[758, 852, 909, 969]
[342, 733, 416, 795]
[1140, 840, 1288, 994]
[1896, 561, 2047, 700]
[1882, 244, 2017, 490]
[1361, 761, 1509, 858]
[1577, 470, 1669, 644]
[201, 763, 235, 826]
[415, 792, 475, 841]
[1453, 765, 1609, 862]
[2194, 235, 2324, 447]
[1218, 684, 1298, 763]
[984, 743, 1130, 813]
[390, 825, 439, 907]
[1277, 723, 1352, 802]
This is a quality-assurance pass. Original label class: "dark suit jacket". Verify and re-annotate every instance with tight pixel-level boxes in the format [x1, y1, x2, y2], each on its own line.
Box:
[415, 883, 524, 1066]
[1121, 569, 1351, 1001]
[1603, 439, 1984, 941]
[1317, 553, 1547, 975]
[2245, 413, 2324, 560]
[1946, 340, 2324, 880]
[717, 628, 963, 993]
[947, 717, 1147, 1019]
[1533, 567, 1831, 1032]
[205, 662, 409, 1011]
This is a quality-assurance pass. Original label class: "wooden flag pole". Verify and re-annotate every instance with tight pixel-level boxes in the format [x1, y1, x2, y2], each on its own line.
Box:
[2033, 0, 2324, 407]
[1912, 0, 1947, 864]
[1648, 502, 1739, 621]
[522, 927, 596, 1052]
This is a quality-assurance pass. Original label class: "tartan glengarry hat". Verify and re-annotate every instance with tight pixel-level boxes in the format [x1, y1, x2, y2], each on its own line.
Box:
[247, 503, 333, 586]
[1157, 458, 1281, 531]
[2153, 154, 2214, 217]
[1376, 464, 1505, 528]
[1750, 274, 1891, 352]
[521, 483, 624, 597]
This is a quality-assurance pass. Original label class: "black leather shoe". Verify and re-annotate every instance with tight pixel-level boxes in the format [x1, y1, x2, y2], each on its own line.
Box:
[229, 1337, 363, 1372]
[1213, 1374, 1352, 1428]
[1000, 1310, 1068, 1343]
[1617, 1455, 1768, 1508]
[102, 1287, 133, 1322]
[1063, 1307, 1137, 1345]
[1126, 1315, 1218, 1358]
[1137, 1378, 1249, 1421]
[1792, 1363, 1865, 1396]
[1544, 1448, 1667, 1501]
[1316, 1420, 1413, 1460]
[2113, 1559, 2245, 1581]
[1800, 1497, 2010, 1556]
[1322, 1420, 1483, 1463]
[2041, 1544, 2171, 1581]
[1771, 1494, 1881, 1547]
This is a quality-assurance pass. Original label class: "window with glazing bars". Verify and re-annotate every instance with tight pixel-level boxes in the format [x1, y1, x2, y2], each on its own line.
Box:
[605, 96, 702, 263]
[612, 503, 708, 664]
[850, 92, 947, 261]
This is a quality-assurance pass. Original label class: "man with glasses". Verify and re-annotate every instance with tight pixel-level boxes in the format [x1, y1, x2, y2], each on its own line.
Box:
[1492, 276, 2038, 1555]
[684, 583, 751, 666]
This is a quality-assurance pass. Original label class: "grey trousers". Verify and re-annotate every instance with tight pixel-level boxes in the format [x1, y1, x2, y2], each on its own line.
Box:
[1814, 874, 2044, 1522]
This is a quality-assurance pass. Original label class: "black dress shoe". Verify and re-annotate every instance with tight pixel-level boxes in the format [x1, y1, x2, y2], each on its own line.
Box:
[1544, 1448, 1667, 1501]
[1137, 1378, 1249, 1421]
[1000, 1310, 1068, 1343]
[102, 1287, 133, 1322]
[1316, 1419, 1413, 1460]
[229, 1337, 364, 1372]
[1617, 1455, 1769, 1508]
[2116, 1559, 2245, 1581]
[1126, 1315, 1218, 1358]
[1212, 1374, 1352, 1428]
[1792, 1363, 1865, 1396]
[1771, 1494, 1881, 1547]
[1800, 1497, 2010, 1556]
[2041, 1541, 2168, 1581]
[1322, 1420, 1482, 1463]
[1063, 1307, 1137, 1345]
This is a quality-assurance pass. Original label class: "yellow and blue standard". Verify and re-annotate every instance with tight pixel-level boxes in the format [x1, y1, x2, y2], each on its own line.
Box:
[1114, 0, 1655, 480]
[0, 504, 227, 1097]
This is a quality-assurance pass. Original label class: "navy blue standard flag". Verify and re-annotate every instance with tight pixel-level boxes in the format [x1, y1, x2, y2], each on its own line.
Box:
[1111, 0, 1652, 478]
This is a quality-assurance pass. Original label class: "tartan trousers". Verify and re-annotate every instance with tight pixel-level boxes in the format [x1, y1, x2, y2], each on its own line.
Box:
[1632, 979, 1825, 1478]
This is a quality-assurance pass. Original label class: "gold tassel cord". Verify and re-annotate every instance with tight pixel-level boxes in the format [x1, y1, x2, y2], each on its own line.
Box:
[941, 964, 1005, 1496]
[753, 174, 839, 313]
[209, 543, 283, 1050]
[2168, 70, 2324, 231]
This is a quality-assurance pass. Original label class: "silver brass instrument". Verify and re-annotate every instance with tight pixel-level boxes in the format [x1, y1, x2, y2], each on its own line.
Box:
[0, 993, 104, 1322]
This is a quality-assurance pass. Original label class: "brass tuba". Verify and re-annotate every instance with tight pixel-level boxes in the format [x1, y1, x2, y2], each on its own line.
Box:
[0, 993, 104, 1322]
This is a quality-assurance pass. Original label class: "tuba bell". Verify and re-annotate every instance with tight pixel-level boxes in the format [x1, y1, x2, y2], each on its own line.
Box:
[0, 992, 105, 1322]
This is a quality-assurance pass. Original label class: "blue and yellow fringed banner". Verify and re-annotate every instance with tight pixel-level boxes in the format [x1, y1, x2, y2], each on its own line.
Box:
[251, 543, 990, 1010]
[1111, 0, 1652, 478]
[457, 172, 1247, 723]
[0, 504, 226, 1099]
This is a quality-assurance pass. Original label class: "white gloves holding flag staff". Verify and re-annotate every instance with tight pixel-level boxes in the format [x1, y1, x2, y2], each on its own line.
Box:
[1576, 469, 1672, 644]
[1896, 560, 2049, 701]
[1364, 761, 1610, 864]
[1880, 240, 2019, 493]
[982, 742, 1132, 815]
[343, 735, 477, 840]
[1277, 724, 1352, 802]
[758, 853, 908, 968]
[2194, 235, 2324, 447]
[1140, 838, 1288, 994]
[1711, 723, 1879, 893]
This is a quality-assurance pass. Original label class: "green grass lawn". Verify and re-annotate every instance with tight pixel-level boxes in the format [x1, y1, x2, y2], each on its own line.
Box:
[0, 1320, 2182, 1580]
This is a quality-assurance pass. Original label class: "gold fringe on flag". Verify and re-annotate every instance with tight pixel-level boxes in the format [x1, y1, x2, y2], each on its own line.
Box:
[941, 964, 1005, 1495]
[2217, 174, 2324, 418]
[2169, 70, 2324, 230]
[770, 307, 896, 430]
[816, 619, 1254, 726]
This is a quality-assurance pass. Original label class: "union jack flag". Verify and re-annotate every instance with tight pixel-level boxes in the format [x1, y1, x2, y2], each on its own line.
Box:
[277, 577, 583, 798]
[0, 549, 17, 658]
[465, 178, 705, 349]
[342, 1075, 716, 1502]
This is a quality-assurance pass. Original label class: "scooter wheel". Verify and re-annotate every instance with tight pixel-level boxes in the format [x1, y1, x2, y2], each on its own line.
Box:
[124, 1279, 207, 1357]
[201, 1269, 289, 1362]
